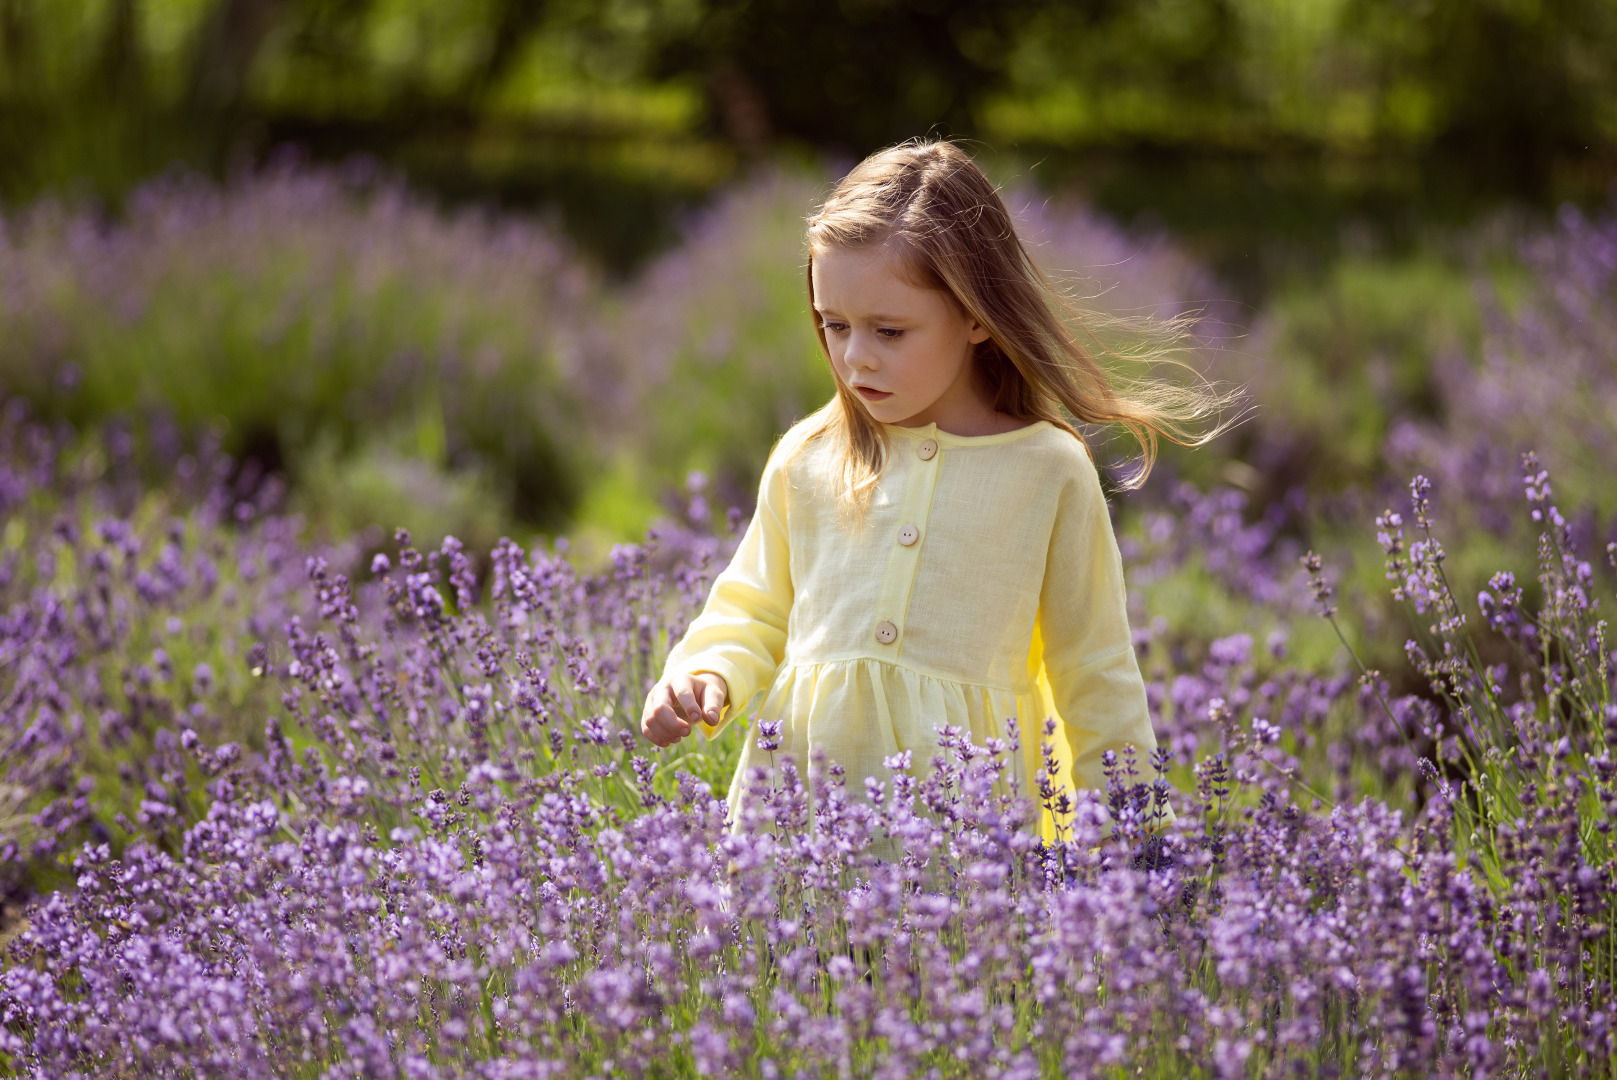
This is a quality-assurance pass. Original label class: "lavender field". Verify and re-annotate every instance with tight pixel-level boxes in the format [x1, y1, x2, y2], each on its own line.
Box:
[0, 167, 1614, 1077]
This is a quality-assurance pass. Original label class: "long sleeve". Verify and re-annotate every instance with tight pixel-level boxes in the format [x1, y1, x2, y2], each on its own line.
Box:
[1033, 445, 1173, 826]
[661, 445, 794, 737]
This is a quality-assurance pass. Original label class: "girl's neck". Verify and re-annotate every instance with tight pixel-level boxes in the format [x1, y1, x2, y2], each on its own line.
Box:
[888, 364, 1032, 437]
[890, 410, 1031, 437]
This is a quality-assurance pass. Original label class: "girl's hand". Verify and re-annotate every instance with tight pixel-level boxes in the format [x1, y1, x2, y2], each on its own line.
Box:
[641, 671, 728, 748]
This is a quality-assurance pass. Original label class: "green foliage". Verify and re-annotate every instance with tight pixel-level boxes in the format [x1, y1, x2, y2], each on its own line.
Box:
[3, 0, 1613, 265]
[986, 0, 1617, 165]
[292, 431, 511, 555]
[611, 172, 836, 504]
[1240, 252, 1487, 490]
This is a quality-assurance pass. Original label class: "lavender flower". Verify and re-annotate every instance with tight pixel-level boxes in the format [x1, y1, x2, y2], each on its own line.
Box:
[2, 183, 1617, 1079]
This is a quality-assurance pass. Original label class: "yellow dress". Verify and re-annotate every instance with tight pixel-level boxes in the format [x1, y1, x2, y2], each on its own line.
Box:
[661, 416, 1171, 841]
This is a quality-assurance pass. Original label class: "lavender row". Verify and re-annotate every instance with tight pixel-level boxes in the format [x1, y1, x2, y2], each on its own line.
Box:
[33, 161, 1614, 544]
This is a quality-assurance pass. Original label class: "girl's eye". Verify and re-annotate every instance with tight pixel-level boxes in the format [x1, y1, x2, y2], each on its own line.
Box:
[820, 321, 848, 334]
[877, 327, 903, 339]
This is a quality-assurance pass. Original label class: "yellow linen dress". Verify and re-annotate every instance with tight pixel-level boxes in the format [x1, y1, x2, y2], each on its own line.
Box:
[661, 416, 1170, 840]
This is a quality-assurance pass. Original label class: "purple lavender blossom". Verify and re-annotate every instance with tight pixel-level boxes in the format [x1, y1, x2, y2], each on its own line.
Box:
[2, 184, 1617, 1080]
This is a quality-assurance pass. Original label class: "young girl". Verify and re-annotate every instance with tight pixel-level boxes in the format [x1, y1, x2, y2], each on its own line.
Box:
[641, 140, 1223, 841]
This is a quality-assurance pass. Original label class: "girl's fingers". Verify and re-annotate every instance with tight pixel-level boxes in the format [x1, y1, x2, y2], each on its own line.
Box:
[641, 684, 691, 747]
[639, 673, 725, 747]
[673, 682, 703, 726]
[639, 694, 662, 741]
[698, 678, 726, 725]
[644, 706, 691, 747]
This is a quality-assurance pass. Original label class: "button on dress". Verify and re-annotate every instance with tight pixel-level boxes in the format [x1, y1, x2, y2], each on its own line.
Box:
[661, 417, 1169, 840]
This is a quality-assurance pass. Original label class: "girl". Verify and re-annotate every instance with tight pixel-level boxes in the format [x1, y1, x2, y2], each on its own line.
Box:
[640, 139, 1225, 841]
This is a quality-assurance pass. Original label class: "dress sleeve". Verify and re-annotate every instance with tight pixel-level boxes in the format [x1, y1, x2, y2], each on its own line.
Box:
[1034, 445, 1173, 827]
[660, 445, 793, 737]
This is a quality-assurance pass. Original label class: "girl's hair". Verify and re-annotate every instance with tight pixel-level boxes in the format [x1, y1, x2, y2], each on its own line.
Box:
[792, 138, 1237, 522]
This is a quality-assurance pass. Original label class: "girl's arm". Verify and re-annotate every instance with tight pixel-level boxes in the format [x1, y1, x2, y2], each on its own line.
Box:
[654, 446, 794, 738]
[1035, 447, 1174, 828]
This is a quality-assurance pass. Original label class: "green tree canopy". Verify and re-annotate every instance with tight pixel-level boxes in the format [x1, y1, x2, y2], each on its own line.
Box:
[3, 0, 1613, 263]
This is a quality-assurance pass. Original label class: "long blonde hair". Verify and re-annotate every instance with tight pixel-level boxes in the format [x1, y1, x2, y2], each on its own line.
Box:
[792, 138, 1236, 520]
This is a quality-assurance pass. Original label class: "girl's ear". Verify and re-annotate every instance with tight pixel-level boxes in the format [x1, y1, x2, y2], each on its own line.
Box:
[966, 315, 992, 345]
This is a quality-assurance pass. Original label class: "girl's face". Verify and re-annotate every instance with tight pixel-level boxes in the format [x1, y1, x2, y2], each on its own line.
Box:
[811, 242, 993, 431]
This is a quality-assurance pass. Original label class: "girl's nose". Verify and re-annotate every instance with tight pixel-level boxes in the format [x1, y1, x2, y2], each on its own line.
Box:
[843, 331, 878, 371]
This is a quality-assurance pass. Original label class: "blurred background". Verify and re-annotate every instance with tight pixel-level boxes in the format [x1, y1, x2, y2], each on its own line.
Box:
[2, 0, 1615, 589]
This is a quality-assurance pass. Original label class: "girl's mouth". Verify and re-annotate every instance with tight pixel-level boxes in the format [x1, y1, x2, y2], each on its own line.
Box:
[855, 386, 891, 402]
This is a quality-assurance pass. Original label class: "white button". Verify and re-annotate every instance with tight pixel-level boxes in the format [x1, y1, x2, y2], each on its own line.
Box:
[875, 620, 898, 645]
[897, 524, 919, 547]
[917, 438, 938, 461]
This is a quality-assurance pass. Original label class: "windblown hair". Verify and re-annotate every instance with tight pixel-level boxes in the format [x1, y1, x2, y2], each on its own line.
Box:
[791, 138, 1237, 522]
